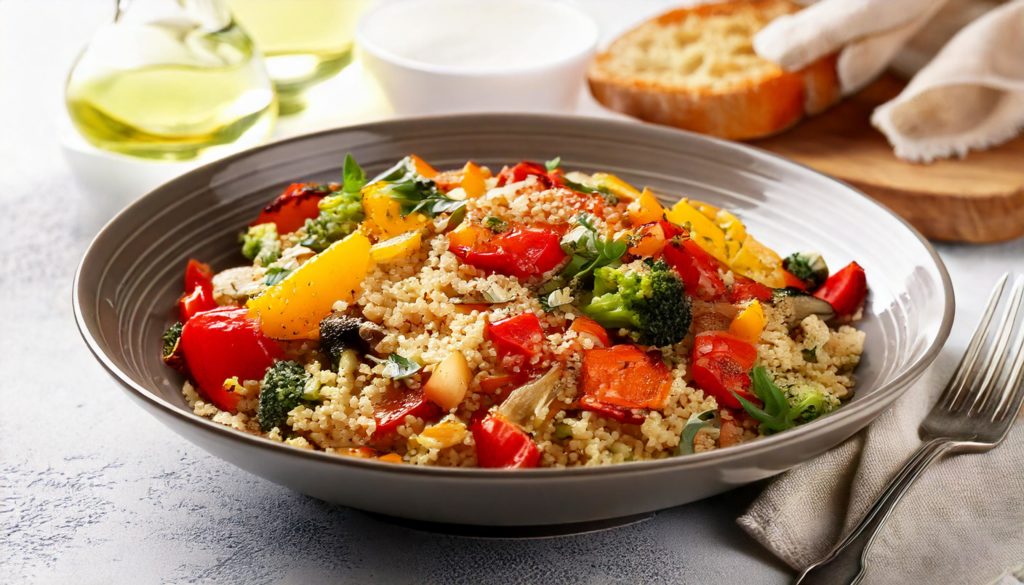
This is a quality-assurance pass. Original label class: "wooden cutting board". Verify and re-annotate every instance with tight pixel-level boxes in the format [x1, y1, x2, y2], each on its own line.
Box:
[754, 75, 1024, 243]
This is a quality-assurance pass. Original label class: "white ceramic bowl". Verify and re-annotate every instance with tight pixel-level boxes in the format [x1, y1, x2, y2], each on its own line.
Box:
[356, 0, 599, 115]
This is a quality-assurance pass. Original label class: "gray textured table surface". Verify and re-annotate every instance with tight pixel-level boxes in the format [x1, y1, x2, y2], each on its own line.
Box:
[3, 1, 1022, 583]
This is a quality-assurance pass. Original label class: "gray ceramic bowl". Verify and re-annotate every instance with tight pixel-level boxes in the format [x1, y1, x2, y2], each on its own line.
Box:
[74, 114, 954, 526]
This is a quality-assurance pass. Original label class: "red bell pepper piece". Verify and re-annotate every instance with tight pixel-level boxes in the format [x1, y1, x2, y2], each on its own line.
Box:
[692, 331, 758, 368]
[568, 316, 611, 348]
[253, 182, 329, 234]
[814, 261, 867, 316]
[373, 387, 442, 438]
[472, 414, 541, 468]
[691, 353, 756, 410]
[486, 313, 547, 372]
[178, 285, 218, 322]
[449, 225, 566, 279]
[578, 394, 647, 425]
[663, 238, 728, 301]
[178, 259, 218, 322]
[495, 161, 562, 189]
[580, 345, 673, 410]
[782, 269, 808, 291]
[729, 276, 774, 303]
[179, 307, 283, 412]
[689, 331, 758, 409]
[183, 259, 213, 291]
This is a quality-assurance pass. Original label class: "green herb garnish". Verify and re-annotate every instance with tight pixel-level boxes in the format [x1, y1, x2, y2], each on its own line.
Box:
[677, 409, 717, 455]
[264, 266, 293, 286]
[371, 353, 422, 380]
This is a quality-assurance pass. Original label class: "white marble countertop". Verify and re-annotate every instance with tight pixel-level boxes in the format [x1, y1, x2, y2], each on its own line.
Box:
[3, 1, 1022, 583]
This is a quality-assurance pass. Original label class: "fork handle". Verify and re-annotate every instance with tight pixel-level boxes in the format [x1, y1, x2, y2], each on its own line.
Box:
[794, 438, 955, 585]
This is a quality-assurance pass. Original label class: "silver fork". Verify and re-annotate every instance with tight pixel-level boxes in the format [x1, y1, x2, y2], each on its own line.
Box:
[795, 273, 1024, 585]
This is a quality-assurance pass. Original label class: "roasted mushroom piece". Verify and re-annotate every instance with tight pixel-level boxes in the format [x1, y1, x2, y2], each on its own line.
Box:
[319, 314, 386, 366]
[773, 288, 836, 327]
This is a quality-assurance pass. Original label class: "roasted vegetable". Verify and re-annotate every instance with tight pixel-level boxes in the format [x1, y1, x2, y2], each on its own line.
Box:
[580, 344, 672, 411]
[471, 414, 541, 468]
[733, 366, 838, 433]
[300, 190, 365, 252]
[247, 232, 371, 340]
[257, 360, 313, 432]
[423, 351, 472, 411]
[240, 223, 281, 266]
[495, 366, 562, 429]
[180, 307, 283, 412]
[448, 223, 566, 279]
[178, 259, 218, 322]
[690, 331, 758, 410]
[582, 259, 692, 347]
[161, 321, 185, 371]
[814, 261, 867, 317]
[319, 314, 385, 366]
[373, 386, 442, 438]
[253, 182, 330, 234]
[783, 251, 829, 291]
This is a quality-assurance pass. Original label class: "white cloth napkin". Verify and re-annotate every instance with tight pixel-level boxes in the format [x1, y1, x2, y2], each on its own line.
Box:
[755, 0, 1024, 162]
[738, 357, 1024, 584]
[872, 0, 1024, 162]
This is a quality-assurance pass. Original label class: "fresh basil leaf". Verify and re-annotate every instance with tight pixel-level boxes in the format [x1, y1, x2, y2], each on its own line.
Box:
[677, 409, 717, 455]
[545, 156, 561, 172]
[342, 153, 366, 194]
[264, 266, 293, 286]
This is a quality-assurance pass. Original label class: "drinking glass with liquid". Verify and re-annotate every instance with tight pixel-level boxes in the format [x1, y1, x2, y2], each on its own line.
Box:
[226, 0, 370, 114]
[65, 0, 277, 161]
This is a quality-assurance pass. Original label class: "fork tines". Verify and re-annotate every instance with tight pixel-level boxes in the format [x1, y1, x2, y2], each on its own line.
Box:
[942, 273, 1024, 422]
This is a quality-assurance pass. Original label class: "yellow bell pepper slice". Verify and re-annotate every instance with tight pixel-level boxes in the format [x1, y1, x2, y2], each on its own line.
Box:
[362, 183, 428, 239]
[729, 300, 766, 343]
[591, 173, 641, 201]
[418, 417, 469, 449]
[715, 209, 747, 259]
[729, 235, 786, 287]
[370, 230, 422, 264]
[460, 161, 488, 199]
[247, 232, 371, 339]
[627, 188, 665, 225]
[666, 198, 729, 263]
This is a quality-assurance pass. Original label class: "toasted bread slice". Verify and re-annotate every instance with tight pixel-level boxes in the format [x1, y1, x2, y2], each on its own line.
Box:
[587, 0, 839, 140]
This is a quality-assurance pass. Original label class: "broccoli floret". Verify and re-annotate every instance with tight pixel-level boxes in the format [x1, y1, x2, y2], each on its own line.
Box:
[257, 361, 313, 431]
[783, 251, 829, 290]
[300, 190, 365, 252]
[582, 259, 692, 346]
[785, 382, 840, 424]
[240, 223, 281, 266]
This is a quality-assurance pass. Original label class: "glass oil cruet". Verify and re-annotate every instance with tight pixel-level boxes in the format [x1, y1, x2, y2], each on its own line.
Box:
[65, 0, 277, 161]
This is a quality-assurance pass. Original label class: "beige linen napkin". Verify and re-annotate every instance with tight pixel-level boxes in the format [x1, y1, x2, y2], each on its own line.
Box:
[738, 357, 1024, 584]
[872, 0, 1024, 162]
[753, 0, 947, 95]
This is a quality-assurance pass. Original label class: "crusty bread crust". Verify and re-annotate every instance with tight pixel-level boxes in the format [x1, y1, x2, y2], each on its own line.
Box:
[587, 0, 840, 140]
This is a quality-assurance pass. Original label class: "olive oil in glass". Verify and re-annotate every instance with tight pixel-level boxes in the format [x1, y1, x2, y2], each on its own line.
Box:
[65, 0, 277, 161]
[226, 0, 369, 114]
